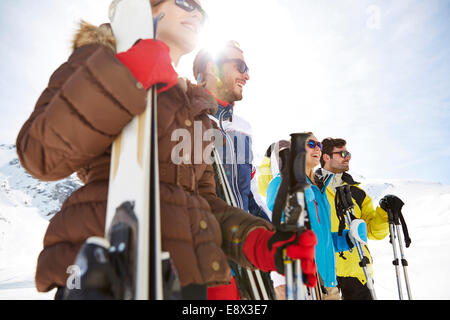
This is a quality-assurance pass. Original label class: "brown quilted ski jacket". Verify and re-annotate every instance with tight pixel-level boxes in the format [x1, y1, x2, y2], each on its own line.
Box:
[16, 22, 272, 292]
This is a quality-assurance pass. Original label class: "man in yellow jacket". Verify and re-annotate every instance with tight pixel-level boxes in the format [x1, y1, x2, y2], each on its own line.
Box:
[320, 137, 389, 300]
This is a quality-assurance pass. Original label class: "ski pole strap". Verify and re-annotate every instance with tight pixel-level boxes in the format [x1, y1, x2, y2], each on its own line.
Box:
[335, 186, 354, 210]
[398, 211, 412, 248]
[388, 208, 412, 248]
[335, 185, 355, 236]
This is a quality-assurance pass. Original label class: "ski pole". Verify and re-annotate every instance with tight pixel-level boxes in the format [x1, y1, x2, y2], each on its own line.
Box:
[212, 147, 271, 300]
[388, 216, 403, 299]
[281, 192, 307, 300]
[272, 147, 303, 300]
[335, 186, 377, 300]
[387, 207, 413, 300]
[271, 133, 313, 300]
[290, 133, 317, 300]
[395, 223, 412, 299]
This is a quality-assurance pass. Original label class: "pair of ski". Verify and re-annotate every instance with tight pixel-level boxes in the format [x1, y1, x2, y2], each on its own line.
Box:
[104, 0, 163, 300]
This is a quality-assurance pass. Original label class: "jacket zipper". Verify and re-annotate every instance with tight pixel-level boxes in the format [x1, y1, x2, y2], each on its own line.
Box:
[218, 109, 244, 209]
[313, 200, 321, 224]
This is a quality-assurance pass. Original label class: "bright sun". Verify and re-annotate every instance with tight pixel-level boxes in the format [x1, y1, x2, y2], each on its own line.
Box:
[177, 1, 241, 81]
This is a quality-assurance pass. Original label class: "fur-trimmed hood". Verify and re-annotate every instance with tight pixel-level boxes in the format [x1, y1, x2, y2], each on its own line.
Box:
[72, 21, 218, 115]
[72, 21, 116, 52]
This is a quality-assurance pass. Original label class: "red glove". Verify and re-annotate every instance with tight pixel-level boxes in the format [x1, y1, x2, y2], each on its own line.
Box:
[243, 228, 318, 287]
[116, 39, 178, 93]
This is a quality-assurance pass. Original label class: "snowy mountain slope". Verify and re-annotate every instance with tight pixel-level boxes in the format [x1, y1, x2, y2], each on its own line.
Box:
[0, 144, 82, 219]
[0, 144, 81, 299]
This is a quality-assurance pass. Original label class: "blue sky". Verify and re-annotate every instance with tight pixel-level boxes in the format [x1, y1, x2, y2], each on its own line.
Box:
[1, 0, 449, 184]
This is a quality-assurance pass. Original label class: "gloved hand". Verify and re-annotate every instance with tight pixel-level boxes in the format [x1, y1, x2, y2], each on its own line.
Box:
[347, 219, 368, 247]
[116, 39, 178, 93]
[379, 194, 404, 214]
[243, 228, 318, 287]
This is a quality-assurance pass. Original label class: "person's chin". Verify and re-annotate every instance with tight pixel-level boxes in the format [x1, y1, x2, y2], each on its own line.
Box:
[233, 89, 243, 101]
[182, 38, 198, 54]
[176, 31, 199, 55]
[310, 158, 320, 167]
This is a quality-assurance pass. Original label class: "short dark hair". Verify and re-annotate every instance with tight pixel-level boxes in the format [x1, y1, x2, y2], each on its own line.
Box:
[320, 137, 347, 167]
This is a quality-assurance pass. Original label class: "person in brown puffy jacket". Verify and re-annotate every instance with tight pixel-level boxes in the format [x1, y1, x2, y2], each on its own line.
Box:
[17, 0, 318, 300]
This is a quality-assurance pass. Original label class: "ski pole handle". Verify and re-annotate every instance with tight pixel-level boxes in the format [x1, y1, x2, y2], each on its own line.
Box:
[335, 185, 355, 211]
[289, 133, 309, 193]
[272, 148, 291, 229]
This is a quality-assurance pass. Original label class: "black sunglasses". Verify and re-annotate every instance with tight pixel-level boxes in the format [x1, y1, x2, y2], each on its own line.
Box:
[153, 0, 207, 25]
[332, 151, 352, 158]
[217, 58, 250, 75]
[307, 139, 322, 150]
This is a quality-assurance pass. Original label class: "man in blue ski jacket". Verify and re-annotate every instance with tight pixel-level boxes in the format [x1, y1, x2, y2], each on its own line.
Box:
[193, 40, 273, 299]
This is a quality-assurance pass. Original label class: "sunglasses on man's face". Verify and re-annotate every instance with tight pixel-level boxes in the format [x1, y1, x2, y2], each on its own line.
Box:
[332, 151, 352, 159]
[218, 58, 250, 75]
[307, 140, 322, 151]
[153, 0, 208, 25]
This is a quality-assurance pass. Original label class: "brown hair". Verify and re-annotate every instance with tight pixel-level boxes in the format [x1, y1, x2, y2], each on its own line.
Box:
[320, 137, 347, 167]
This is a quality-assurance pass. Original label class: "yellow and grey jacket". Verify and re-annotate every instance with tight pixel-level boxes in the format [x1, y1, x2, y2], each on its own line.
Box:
[257, 143, 279, 198]
[320, 169, 389, 285]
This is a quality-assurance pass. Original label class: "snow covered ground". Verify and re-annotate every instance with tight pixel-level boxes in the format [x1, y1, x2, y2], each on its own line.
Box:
[0, 145, 80, 300]
[0, 204, 55, 300]
[0, 144, 449, 300]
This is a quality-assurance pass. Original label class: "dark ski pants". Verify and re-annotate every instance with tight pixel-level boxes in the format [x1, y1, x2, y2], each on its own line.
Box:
[181, 284, 207, 300]
[337, 276, 373, 300]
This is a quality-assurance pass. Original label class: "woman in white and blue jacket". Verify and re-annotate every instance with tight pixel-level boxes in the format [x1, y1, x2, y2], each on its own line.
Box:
[266, 133, 367, 300]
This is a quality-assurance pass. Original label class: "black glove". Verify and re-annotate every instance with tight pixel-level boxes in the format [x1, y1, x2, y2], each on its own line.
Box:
[380, 194, 411, 247]
[379, 194, 404, 214]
